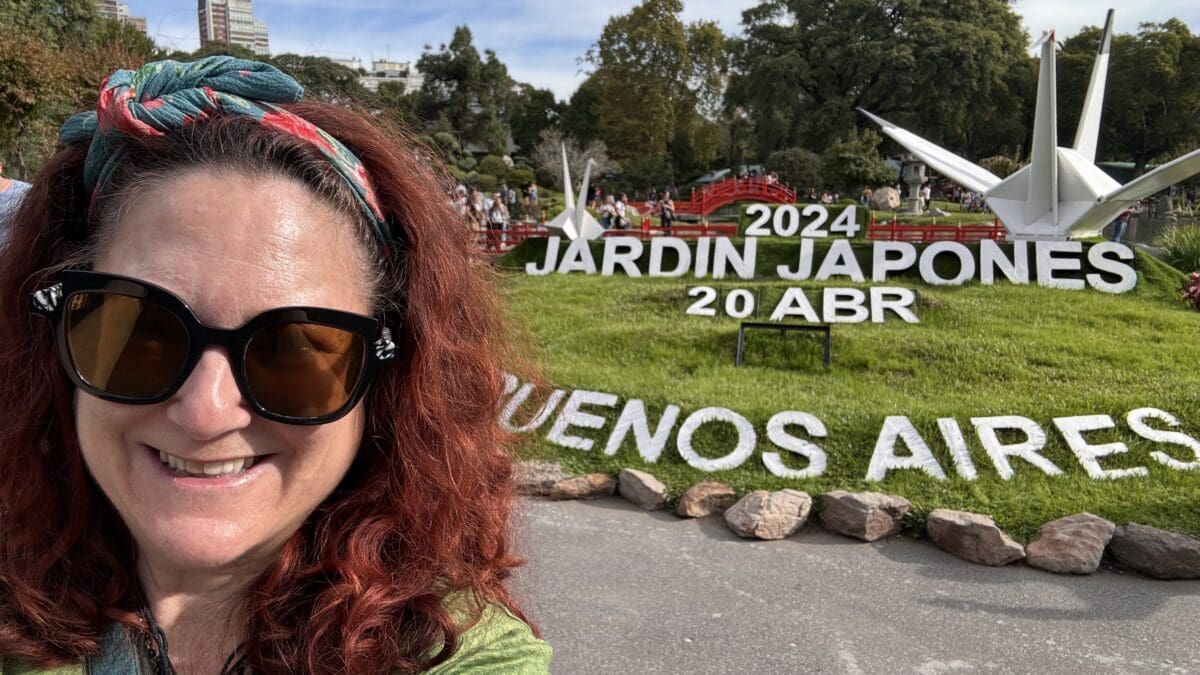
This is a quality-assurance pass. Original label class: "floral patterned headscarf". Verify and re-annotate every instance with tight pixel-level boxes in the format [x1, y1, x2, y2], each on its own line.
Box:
[59, 56, 394, 249]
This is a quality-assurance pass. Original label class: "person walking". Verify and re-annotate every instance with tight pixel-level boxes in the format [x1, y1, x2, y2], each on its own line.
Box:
[660, 190, 675, 231]
[486, 191, 509, 251]
[615, 193, 629, 229]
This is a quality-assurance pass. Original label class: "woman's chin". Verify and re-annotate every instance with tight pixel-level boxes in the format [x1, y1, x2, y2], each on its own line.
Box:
[136, 518, 268, 573]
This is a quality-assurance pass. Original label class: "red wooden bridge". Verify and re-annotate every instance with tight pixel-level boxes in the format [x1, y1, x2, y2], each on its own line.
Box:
[636, 177, 797, 217]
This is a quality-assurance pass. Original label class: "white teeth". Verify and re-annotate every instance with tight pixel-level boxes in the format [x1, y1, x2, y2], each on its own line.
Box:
[155, 449, 256, 477]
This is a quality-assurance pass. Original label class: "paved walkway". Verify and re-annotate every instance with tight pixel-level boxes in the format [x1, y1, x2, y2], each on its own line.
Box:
[512, 497, 1200, 674]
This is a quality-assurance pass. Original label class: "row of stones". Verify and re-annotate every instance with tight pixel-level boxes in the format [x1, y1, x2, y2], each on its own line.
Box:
[516, 462, 1200, 580]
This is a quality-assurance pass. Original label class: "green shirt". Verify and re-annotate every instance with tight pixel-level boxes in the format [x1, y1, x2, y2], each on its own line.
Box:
[1, 604, 551, 674]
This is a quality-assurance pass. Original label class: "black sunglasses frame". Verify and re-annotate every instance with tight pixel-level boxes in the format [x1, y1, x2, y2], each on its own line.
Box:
[31, 270, 397, 425]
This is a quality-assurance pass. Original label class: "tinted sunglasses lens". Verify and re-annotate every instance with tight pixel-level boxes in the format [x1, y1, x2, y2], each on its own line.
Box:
[244, 322, 366, 419]
[64, 292, 189, 399]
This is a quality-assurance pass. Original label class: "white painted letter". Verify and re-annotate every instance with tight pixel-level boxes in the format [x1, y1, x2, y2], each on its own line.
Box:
[979, 240, 1029, 285]
[866, 416, 947, 481]
[545, 389, 619, 451]
[937, 418, 978, 480]
[557, 237, 597, 275]
[814, 239, 865, 282]
[1086, 242, 1137, 293]
[776, 238, 815, 281]
[822, 288, 869, 323]
[500, 385, 566, 432]
[1035, 241, 1085, 290]
[603, 399, 681, 463]
[769, 288, 821, 322]
[649, 237, 692, 277]
[871, 242, 917, 282]
[525, 236, 560, 276]
[918, 242, 976, 285]
[1053, 414, 1147, 479]
[676, 407, 757, 472]
[763, 412, 828, 479]
[869, 287, 918, 323]
[1128, 407, 1200, 471]
[713, 237, 757, 280]
[971, 416, 1062, 479]
[601, 237, 644, 277]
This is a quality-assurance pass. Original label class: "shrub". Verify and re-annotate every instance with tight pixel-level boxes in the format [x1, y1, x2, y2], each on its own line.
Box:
[980, 155, 1021, 179]
[821, 129, 895, 192]
[476, 173, 499, 192]
[479, 154, 509, 179]
[1154, 224, 1200, 273]
[764, 147, 822, 191]
[456, 156, 478, 172]
[509, 168, 536, 186]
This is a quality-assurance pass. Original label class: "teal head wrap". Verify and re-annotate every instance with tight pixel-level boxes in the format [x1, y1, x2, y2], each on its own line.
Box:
[59, 56, 393, 249]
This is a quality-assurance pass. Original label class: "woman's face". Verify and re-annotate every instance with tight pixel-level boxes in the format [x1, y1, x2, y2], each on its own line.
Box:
[76, 169, 372, 575]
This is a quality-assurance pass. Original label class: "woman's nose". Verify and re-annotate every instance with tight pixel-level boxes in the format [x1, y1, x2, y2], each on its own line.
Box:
[164, 348, 254, 440]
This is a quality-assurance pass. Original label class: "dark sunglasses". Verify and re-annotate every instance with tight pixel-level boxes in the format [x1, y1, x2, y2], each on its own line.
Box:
[31, 270, 396, 425]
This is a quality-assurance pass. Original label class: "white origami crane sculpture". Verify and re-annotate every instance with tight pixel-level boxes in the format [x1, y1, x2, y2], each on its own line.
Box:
[544, 144, 605, 241]
[860, 9, 1200, 239]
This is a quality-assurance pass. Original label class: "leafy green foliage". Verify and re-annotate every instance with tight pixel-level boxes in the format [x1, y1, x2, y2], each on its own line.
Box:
[979, 155, 1021, 179]
[765, 147, 822, 190]
[1155, 225, 1200, 273]
[1058, 20, 1200, 175]
[820, 128, 895, 191]
[586, 0, 729, 181]
[0, 0, 98, 48]
[729, 0, 1031, 159]
[270, 54, 368, 103]
[478, 154, 509, 179]
[414, 26, 515, 154]
[509, 84, 562, 155]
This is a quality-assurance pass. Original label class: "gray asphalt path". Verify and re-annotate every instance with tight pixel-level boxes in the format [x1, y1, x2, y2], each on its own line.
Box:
[511, 497, 1200, 674]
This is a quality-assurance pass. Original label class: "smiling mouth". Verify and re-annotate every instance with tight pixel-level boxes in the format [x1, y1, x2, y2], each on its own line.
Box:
[156, 449, 259, 478]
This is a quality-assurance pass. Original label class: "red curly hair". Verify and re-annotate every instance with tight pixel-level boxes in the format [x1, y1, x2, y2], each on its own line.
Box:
[0, 99, 529, 672]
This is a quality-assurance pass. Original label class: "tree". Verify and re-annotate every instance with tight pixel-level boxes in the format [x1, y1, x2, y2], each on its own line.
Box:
[509, 84, 562, 155]
[1058, 19, 1200, 176]
[587, 0, 690, 162]
[765, 147, 823, 190]
[585, 0, 732, 182]
[414, 26, 514, 154]
[190, 41, 260, 62]
[270, 54, 368, 103]
[0, 12, 151, 178]
[820, 128, 895, 191]
[560, 75, 602, 145]
[729, 0, 1030, 159]
[0, 0, 98, 48]
[531, 128, 618, 191]
[92, 18, 158, 61]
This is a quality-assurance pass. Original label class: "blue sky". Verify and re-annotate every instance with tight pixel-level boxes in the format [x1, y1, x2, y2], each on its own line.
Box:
[128, 1, 1200, 101]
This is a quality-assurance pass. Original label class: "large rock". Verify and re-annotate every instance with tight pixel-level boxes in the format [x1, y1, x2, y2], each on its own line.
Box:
[819, 491, 911, 542]
[1025, 513, 1115, 575]
[926, 509, 1025, 566]
[617, 469, 669, 510]
[869, 186, 901, 210]
[549, 473, 616, 500]
[677, 480, 737, 518]
[514, 461, 571, 496]
[1108, 523, 1200, 579]
[724, 489, 812, 540]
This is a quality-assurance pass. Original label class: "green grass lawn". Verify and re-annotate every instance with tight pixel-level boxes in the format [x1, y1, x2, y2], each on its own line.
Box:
[495, 239, 1200, 541]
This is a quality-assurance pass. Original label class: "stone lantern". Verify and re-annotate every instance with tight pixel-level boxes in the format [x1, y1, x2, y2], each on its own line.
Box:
[900, 156, 927, 214]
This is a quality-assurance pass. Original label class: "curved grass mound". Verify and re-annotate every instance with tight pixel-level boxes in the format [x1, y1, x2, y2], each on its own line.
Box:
[496, 238, 1200, 541]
